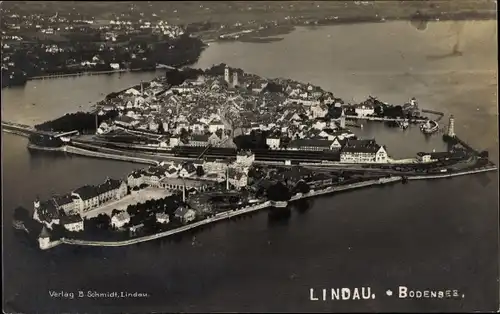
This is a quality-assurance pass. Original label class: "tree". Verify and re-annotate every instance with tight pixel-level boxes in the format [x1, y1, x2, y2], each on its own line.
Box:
[266, 182, 291, 202]
[13, 206, 30, 222]
[294, 180, 311, 194]
[196, 166, 205, 177]
[111, 209, 121, 217]
[95, 213, 111, 230]
[127, 205, 139, 217]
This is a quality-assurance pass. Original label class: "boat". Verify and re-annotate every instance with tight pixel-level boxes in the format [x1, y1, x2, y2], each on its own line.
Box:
[397, 120, 409, 129]
[420, 120, 439, 134]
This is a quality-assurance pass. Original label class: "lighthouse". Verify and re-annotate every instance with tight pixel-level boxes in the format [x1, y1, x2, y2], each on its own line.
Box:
[224, 65, 230, 84]
[447, 115, 456, 138]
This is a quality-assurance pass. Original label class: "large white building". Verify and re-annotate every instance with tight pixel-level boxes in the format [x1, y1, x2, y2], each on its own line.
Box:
[111, 211, 131, 229]
[354, 104, 375, 117]
[60, 214, 84, 232]
[340, 139, 388, 163]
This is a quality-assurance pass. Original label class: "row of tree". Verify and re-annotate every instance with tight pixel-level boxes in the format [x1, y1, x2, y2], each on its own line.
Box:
[35, 110, 119, 133]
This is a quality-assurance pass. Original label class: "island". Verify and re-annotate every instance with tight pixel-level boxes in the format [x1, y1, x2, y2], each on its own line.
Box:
[5, 62, 496, 250]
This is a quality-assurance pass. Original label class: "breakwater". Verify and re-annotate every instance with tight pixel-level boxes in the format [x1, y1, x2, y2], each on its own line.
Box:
[64, 145, 160, 165]
[345, 115, 426, 123]
[27, 69, 147, 81]
[40, 177, 402, 250]
[406, 166, 497, 180]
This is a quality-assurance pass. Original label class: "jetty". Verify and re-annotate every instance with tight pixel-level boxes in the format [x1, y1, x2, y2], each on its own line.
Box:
[28, 69, 130, 81]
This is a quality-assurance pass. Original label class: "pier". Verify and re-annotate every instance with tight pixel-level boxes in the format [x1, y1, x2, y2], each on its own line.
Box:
[421, 109, 445, 122]
[1, 121, 55, 137]
[28, 69, 130, 81]
[345, 115, 425, 123]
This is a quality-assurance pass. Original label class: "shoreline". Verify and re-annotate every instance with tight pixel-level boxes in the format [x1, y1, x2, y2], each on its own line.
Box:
[203, 13, 497, 43]
[39, 167, 497, 250]
[41, 177, 404, 250]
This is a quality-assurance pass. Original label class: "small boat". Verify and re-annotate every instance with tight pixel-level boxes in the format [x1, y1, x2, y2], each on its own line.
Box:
[399, 120, 409, 129]
[420, 120, 438, 134]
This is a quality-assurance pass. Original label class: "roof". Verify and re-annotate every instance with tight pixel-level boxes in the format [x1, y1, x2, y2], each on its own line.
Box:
[39, 226, 51, 238]
[191, 134, 209, 142]
[60, 214, 83, 225]
[113, 211, 130, 221]
[289, 139, 334, 148]
[53, 194, 74, 206]
[342, 139, 381, 153]
[174, 206, 193, 216]
[209, 120, 223, 125]
[116, 115, 135, 123]
[97, 178, 123, 194]
[38, 200, 60, 222]
[73, 185, 99, 201]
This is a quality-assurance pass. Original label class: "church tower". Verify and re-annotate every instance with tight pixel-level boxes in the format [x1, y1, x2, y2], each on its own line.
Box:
[224, 65, 230, 84]
[340, 108, 346, 129]
[232, 71, 239, 88]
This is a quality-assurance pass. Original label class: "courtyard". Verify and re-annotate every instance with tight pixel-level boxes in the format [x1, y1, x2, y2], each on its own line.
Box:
[82, 187, 173, 218]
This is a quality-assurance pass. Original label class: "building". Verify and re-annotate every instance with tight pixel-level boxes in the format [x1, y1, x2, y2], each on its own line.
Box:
[339, 108, 346, 128]
[38, 226, 52, 250]
[288, 138, 336, 151]
[127, 170, 146, 187]
[33, 199, 60, 229]
[417, 151, 459, 163]
[224, 65, 231, 84]
[111, 211, 131, 229]
[174, 207, 196, 223]
[236, 150, 255, 166]
[97, 178, 128, 203]
[188, 134, 209, 147]
[209, 120, 225, 133]
[129, 223, 145, 235]
[266, 136, 281, 149]
[72, 186, 100, 212]
[340, 139, 388, 163]
[155, 212, 170, 224]
[53, 194, 76, 214]
[60, 214, 84, 232]
[71, 179, 128, 213]
[179, 162, 197, 177]
[159, 177, 212, 192]
[228, 168, 248, 189]
[354, 104, 375, 117]
[232, 71, 239, 88]
[310, 103, 329, 119]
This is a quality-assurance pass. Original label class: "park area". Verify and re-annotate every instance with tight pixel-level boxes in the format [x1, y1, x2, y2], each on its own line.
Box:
[82, 187, 172, 218]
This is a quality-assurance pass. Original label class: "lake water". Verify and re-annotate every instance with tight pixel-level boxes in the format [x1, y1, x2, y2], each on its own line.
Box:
[2, 21, 498, 312]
